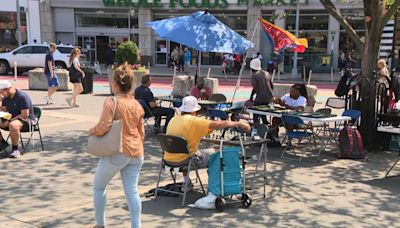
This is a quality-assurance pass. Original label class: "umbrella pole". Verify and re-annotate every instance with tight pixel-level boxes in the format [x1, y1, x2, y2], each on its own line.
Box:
[232, 19, 259, 102]
[195, 50, 200, 85]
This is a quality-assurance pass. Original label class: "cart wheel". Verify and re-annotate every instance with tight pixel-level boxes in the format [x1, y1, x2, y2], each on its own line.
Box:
[215, 197, 226, 212]
[241, 193, 252, 208]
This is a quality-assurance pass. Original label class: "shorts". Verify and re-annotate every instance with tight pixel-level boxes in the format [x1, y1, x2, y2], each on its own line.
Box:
[45, 73, 60, 87]
[69, 76, 82, 84]
[1, 118, 36, 132]
[193, 148, 217, 169]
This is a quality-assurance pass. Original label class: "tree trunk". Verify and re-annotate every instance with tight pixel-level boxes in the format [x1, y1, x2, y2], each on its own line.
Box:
[360, 16, 383, 150]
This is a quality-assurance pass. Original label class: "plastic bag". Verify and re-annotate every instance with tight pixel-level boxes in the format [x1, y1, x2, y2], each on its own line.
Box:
[188, 192, 216, 209]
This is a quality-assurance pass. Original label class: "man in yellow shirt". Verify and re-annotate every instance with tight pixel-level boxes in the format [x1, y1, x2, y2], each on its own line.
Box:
[166, 96, 250, 187]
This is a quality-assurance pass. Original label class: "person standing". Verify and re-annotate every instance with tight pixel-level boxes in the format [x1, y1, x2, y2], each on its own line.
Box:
[338, 50, 346, 73]
[178, 48, 185, 72]
[0, 80, 36, 158]
[184, 48, 191, 70]
[345, 51, 356, 69]
[66, 48, 85, 107]
[43, 43, 59, 104]
[89, 64, 145, 228]
[249, 58, 274, 125]
[171, 47, 179, 70]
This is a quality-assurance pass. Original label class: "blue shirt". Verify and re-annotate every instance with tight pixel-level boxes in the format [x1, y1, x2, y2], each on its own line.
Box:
[135, 85, 155, 107]
[2, 90, 35, 121]
[44, 52, 54, 75]
[184, 51, 191, 62]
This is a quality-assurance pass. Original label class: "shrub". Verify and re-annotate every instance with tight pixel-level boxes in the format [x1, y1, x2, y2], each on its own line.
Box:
[115, 41, 139, 66]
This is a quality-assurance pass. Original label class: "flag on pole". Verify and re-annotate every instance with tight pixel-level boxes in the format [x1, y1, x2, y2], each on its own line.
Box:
[259, 18, 308, 53]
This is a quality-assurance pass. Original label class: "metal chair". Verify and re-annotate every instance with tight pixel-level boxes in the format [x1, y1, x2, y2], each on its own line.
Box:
[312, 108, 332, 135]
[208, 108, 228, 120]
[155, 134, 206, 206]
[325, 97, 346, 109]
[281, 114, 315, 161]
[4, 107, 44, 153]
[250, 124, 269, 195]
[209, 93, 227, 102]
[137, 99, 155, 135]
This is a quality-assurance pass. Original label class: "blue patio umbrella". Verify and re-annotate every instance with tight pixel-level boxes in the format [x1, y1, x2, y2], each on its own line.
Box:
[145, 10, 254, 54]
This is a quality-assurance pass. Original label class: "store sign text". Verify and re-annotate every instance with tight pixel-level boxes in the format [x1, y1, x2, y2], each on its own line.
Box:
[102, 0, 309, 8]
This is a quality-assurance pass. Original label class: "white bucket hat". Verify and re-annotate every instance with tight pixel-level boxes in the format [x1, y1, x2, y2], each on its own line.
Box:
[250, 58, 262, 71]
[179, 96, 201, 113]
[0, 80, 12, 90]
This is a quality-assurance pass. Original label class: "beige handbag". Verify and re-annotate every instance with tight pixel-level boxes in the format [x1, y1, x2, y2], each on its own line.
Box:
[87, 97, 123, 156]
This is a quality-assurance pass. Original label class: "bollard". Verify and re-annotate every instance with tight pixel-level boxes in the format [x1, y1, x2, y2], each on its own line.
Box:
[271, 69, 276, 82]
[14, 61, 17, 81]
[207, 67, 211, 78]
[330, 66, 334, 84]
[308, 70, 312, 85]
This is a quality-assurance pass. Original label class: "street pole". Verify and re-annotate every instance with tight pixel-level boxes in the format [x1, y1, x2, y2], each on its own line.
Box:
[16, 0, 22, 46]
[291, 0, 300, 78]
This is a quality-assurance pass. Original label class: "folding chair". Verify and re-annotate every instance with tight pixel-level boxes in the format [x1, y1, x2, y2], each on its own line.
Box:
[4, 107, 44, 153]
[137, 99, 155, 135]
[155, 134, 206, 206]
[312, 108, 332, 135]
[281, 114, 315, 161]
[208, 108, 228, 120]
[325, 97, 346, 109]
[250, 124, 269, 194]
[209, 93, 227, 102]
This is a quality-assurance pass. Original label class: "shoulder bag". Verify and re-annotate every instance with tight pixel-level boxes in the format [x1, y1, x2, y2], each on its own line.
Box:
[87, 97, 123, 156]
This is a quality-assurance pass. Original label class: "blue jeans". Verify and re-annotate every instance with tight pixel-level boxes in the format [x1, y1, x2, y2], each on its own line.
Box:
[93, 153, 144, 228]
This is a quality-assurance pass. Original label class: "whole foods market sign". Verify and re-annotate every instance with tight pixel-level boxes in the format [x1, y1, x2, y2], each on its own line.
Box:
[103, 0, 309, 9]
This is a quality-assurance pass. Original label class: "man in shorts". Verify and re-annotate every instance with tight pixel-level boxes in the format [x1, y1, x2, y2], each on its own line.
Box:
[0, 81, 36, 158]
[165, 96, 250, 189]
[43, 43, 59, 104]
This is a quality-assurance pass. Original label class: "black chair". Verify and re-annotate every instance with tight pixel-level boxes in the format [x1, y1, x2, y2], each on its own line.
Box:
[137, 99, 155, 136]
[209, 93, 227, 102]
[5, 107, 44, 153]
[155, 134, 206, 206]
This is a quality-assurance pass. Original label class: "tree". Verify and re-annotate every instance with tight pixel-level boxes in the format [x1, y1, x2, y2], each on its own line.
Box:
[319, 0, 400, 149]
[115, 41, 139, 66]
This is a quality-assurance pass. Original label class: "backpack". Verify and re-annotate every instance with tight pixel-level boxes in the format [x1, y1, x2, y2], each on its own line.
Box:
[335, 72, 350, 97]
[338, 125, 365, 159]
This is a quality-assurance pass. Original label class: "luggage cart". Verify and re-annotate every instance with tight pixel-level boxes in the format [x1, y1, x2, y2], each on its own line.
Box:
[208, 128, 252, 212]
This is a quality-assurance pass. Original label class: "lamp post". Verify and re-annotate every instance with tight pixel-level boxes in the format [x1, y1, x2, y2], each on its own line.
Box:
[291, 0, 300, 78]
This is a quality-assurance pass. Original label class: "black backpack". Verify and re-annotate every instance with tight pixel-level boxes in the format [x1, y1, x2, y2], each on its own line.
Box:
[335, 71, 351, 97]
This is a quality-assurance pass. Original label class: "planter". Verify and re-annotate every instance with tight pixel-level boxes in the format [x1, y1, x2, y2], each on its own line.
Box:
[108, 68, 149, 94]
[28, 68, 72, 91]
[172, 75, 194, 97]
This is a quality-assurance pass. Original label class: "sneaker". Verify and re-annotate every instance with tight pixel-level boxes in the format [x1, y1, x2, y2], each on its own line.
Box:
[0, 140, 9, 151]
[73, 103, 80, 108]
[48, 97, 55, 104]
[9, 149, 20, 158]
[65, 97, 72, 107]
[43, 96, 50, 104]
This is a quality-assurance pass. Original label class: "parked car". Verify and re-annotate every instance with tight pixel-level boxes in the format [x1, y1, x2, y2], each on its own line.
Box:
[0, 44, 81, 75]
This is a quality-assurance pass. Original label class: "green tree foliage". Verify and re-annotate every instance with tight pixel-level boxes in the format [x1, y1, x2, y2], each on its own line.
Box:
[115, 41, 139, 66]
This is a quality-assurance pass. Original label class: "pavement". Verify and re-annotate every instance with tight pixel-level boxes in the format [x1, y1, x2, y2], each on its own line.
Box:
[0, 75, 399, 228]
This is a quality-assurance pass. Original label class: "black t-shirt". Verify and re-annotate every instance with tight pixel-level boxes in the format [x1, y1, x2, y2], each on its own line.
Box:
[2, 90, 35, 122]
[134, 85, 155, 107]
[45, 52, 54, 75]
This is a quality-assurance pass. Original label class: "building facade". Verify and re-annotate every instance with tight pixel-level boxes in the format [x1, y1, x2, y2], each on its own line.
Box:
[45, 0, 365, 72]
[0, 0, 41, 52]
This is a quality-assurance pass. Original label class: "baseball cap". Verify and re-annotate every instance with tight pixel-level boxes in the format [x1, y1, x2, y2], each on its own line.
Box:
[250, 58, 262, 71]
[0, 80, 12, 90]
[179, 96, 201, 113]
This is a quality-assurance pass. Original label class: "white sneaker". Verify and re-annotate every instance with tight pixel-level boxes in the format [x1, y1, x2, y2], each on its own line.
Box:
[9, 149, 20, 158]
[43, 96, 50, 104]
[48, 97, 55, 104]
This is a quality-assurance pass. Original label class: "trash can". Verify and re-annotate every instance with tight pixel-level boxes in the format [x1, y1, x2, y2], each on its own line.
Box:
[81, 66, 94, 94]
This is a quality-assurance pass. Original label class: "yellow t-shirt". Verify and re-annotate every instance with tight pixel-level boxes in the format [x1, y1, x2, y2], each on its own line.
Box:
[164, 115, 211, 163]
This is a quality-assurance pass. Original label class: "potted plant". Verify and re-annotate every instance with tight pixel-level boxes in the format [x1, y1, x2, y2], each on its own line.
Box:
[108, 41, 149, 94]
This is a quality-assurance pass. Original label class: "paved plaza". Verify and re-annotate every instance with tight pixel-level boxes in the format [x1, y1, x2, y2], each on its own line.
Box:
[0, 76, 399, 228]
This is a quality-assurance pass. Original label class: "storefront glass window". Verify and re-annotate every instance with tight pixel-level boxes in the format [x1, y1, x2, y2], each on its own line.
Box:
[0, 11, 27, 52]
[75, 9, 138, 29]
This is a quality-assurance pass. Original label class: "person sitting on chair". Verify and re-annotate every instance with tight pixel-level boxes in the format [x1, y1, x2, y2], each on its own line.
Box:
[0, 80, 36, 158]
[189, 78, 212, 100]
[135, 74, 174, 133]
[270, 84, 307, 143]
[165, 96, 250, 189]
